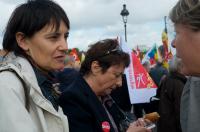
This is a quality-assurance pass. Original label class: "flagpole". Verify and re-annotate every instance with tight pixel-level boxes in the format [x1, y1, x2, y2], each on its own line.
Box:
[164, 16, 167, 33]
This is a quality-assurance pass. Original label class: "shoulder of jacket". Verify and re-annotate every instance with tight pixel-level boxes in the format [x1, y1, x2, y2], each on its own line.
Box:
[0, 63, 26, 99]
[0, 61, 23, 77]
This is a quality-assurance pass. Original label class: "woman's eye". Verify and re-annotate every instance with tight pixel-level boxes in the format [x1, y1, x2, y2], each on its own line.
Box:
[114, 74, 121, 78]
[49, 35, 59, 40]
[64, 33, 69, 40]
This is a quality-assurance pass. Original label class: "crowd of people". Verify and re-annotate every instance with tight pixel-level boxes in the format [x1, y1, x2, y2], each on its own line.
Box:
[0, 0, 199, 132]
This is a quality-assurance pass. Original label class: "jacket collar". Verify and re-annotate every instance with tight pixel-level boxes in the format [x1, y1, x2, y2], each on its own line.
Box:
[76, 75, 115, 132]
[13, 56, 61, 116]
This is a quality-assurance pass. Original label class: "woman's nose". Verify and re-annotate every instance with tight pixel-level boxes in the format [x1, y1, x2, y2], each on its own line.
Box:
[59, 39, 68, 51]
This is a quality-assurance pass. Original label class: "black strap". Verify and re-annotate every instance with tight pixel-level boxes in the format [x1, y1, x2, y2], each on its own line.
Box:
[103, 95, 134, 131]
[0, 68, 30, 111]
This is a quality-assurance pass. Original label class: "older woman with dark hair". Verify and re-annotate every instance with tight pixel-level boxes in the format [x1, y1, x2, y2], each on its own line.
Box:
[170, 0, 200, 131]
[0, 0, 70, 131]
[59, 39, 151, 132]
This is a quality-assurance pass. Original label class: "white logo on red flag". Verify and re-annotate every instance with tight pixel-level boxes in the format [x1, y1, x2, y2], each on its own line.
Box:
[131, 52, 157, 89]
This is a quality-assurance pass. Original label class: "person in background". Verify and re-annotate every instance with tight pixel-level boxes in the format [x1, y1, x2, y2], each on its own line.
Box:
[0, 49, 8, 57]
[63, 55, 76, 68]
[59, 39, 151, 132]
[0, 49, 16, 63]
[56, 55, 79, 92]
[149, 45, 168, 87]
[142, 61, 151, 73]
[0, 0, 70, 131]
[170, 0, 200, 131]
[74, 59, 81, 70]
[147, 47, 169, 113]
[0, 49, 8, 63]
[157, 56, 187, 132]
[149, 59, 168, 87]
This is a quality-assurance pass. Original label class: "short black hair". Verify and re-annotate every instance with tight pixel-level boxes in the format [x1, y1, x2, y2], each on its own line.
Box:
[3, 0, 70, 56]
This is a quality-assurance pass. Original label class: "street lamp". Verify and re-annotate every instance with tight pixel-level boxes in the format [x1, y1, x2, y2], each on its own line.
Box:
[120, 4, 129, 42]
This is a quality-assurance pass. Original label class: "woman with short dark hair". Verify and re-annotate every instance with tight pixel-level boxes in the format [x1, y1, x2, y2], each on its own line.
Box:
[0, 0, 70, 131]
[59, 39, 151, 132]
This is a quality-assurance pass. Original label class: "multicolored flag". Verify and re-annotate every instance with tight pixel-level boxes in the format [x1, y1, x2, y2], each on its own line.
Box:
[162, 16, 169, 58]
[69, 48, 80, 62]
[161, 16, 171, 69]
[162, 29, 169, 57]
[142, 44, 158, 65]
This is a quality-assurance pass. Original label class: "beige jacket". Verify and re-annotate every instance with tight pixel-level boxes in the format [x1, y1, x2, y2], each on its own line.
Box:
[0, 56, 69, 132]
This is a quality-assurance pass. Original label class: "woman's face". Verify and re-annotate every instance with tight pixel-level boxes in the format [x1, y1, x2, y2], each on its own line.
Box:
[172, 24, 200, 76]
[22, 21, 69, 71]
[96, 64, 125, 96]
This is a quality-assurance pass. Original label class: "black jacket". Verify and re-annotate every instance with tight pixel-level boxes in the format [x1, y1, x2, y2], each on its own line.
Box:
[149, 63, 168, 87]
[59, 74, 115, 132]
[56, 68, 79, 92]
[157, 72, 187, 132]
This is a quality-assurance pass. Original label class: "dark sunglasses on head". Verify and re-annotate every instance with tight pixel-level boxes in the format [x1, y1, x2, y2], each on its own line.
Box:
[96, 44, 123, 59]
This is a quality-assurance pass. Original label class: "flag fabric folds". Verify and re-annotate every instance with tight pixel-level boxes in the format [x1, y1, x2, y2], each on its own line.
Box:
[69, 48, 80, 62]
[120, 37, 157, 104]
[142, 44, 158, 65]
[162, 29, 168, 57]
[131, 52, 157, 89]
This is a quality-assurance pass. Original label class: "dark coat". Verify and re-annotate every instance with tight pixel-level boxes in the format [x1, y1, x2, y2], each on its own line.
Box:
[59, 74, 115, 132]
[157, 72, 187, 132]
[149, 62, 168, 87]
[56, 68, 79, 92]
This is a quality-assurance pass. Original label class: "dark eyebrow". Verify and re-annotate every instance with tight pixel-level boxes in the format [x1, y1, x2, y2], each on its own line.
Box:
[45, 31, 69, 37]
[45, 32, 60, 37]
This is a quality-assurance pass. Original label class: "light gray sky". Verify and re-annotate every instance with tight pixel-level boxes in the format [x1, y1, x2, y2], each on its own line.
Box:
[0, 0, 178, 51]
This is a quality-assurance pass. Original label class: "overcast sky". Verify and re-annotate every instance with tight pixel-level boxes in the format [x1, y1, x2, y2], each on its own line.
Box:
[0, 0, 178, 51]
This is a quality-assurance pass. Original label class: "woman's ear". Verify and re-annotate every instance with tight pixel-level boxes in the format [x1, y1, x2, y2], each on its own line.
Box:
[15, 32, 29, 51]
[91, 61, 102, 75]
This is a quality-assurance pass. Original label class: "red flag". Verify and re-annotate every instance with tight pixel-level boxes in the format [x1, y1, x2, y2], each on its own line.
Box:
[69, 48, 80, 61]
[132, 52, 157, 89]
[120, 36, 157, 103]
